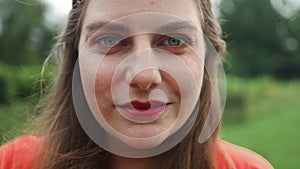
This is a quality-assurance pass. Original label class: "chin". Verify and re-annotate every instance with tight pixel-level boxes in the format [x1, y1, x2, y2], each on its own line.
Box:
[119, 133, 169, 150]
[113, 123, 171, 149]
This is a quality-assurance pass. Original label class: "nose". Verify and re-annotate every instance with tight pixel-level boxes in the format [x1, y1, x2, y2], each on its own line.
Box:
[128, 68, 162, 91]
[125, 34, 162, 90]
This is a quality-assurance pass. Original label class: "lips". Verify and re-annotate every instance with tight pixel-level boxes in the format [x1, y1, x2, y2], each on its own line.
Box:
[117, 100, 168, 123]
[131, 101, 151, 110]
[130, 101, 168, 111]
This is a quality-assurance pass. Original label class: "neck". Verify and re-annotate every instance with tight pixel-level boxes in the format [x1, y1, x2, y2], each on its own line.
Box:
[109, 155, 158, 169]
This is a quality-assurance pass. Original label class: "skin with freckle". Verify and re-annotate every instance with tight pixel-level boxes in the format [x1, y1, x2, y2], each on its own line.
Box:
[78, 0, 204, 145]
[149, 0, 155, 5]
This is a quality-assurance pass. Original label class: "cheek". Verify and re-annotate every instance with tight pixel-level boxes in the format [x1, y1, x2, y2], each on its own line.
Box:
[182, 53, 205, 88]
[191, 62, 204, 87]
[94, 61, 116, 98]
[95, 76, 110, 97]
[160, 71, 182, 100]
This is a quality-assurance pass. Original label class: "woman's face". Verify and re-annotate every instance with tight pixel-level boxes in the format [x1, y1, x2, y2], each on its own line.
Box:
[78, 0, 205, 149]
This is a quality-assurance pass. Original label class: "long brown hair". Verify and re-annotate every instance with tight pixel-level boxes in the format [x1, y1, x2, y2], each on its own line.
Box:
[33, 0, 226, 168]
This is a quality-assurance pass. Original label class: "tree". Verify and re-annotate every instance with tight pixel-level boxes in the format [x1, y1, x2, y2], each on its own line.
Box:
[0, 0, 55, 65]
[220, 0, 300, 78]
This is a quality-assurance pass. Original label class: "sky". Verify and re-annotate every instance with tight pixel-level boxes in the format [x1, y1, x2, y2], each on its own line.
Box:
[42, 0, 72, 23]
[42, 0, 71, 16]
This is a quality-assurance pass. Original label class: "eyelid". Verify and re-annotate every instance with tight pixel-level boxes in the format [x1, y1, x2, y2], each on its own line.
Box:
[86, 26, 126, 43]
[89, 32, 195, 50]
[156, 34, 193, 46]
[93, 34, 124, 44]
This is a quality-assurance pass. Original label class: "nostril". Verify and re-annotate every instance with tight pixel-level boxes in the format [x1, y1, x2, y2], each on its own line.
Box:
[128, 68, 162, 91]
[150, 83, 158, 88]
[129, 79, 157, 90]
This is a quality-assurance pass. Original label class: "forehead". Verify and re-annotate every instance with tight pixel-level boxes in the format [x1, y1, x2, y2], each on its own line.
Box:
[82, 0, 201, 28]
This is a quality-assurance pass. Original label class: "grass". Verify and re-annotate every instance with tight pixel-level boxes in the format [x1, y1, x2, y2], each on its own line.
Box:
[0, 76, 299, 168]
[221, 76, 300, 169]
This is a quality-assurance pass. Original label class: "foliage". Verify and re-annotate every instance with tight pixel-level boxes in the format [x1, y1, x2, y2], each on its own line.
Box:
[0, 0, 55, 65]
[0, 63, 54, 105]
[220, 0, 300, 78]
[0, 102, 30, 145]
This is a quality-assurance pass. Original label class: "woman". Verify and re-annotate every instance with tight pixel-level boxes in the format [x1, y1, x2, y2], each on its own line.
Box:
[0, 0, 273, 168]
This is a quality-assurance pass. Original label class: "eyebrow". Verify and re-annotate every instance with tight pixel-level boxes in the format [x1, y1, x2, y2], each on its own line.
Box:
[84, 20, 199, 36]
[85, 21, 129, 33]
[156, 21, 198, 32]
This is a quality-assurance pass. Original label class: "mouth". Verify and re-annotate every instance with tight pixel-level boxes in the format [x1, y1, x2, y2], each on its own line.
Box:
[117, 100, 170, 123]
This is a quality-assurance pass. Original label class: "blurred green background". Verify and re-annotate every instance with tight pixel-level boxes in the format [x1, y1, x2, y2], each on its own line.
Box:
[0, 0, 299, 168]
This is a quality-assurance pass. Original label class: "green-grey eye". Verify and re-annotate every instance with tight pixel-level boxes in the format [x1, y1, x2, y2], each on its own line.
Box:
[162, 37, 186, 46]
[95, 36, 122, 46]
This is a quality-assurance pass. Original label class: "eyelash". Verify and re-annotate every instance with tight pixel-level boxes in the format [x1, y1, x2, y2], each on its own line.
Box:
[92, 34, 193, 53]
[157, 35, 190, 48]
[94, 35, 126, 47]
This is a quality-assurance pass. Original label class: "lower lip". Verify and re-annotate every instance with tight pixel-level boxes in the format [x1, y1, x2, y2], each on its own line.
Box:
[117, 106, 166, 123]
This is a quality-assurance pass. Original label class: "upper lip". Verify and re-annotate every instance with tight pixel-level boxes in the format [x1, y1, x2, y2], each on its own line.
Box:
[118, 100, 169, 110]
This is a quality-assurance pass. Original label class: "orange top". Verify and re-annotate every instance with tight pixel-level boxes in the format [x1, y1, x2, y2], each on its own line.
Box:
[0, 135, 273, 169]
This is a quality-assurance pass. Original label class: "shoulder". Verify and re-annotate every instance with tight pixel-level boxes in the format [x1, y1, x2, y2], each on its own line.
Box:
[215, 139, 274, 169]
[0, 135, 43, 169]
